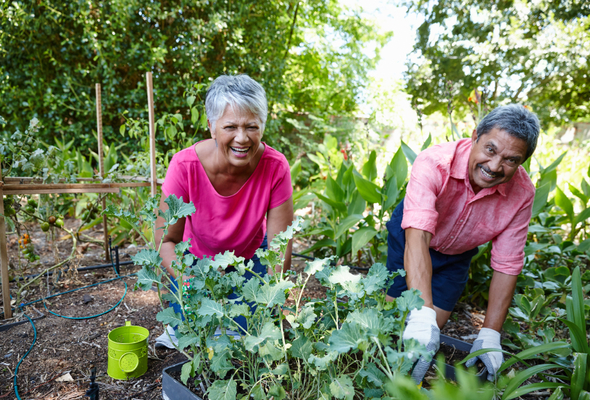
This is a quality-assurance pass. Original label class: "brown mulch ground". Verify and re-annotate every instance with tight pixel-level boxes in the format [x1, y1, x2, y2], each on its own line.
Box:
[1, 220, 486, 399]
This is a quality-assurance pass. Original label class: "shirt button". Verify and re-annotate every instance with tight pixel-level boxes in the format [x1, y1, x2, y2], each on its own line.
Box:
[450, 236, 454, 239]
[460, 220, 463, 222]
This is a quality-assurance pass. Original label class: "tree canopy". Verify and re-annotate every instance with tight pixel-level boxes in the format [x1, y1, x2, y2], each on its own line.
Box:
[403, 0, 590, 126]
[0, 0, 389, 155]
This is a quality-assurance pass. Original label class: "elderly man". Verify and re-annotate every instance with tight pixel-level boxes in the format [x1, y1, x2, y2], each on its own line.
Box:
[386, 104, 540, 382]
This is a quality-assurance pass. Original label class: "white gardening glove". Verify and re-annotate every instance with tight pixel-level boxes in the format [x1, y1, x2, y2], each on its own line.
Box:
[403, 306, 440, 383]
[465, 327, 503, 381]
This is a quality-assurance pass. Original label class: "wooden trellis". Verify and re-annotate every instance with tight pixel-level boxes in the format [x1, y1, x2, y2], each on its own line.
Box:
[1, 72, 161, 319]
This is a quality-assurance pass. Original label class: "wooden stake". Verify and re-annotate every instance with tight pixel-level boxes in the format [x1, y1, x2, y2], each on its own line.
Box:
[0, 168, 12, 319]
[146, 72, 157, 197]
[96, 84, 110, 262]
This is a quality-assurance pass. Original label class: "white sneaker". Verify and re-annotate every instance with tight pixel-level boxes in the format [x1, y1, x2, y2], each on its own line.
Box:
[155, 325, 178, 349]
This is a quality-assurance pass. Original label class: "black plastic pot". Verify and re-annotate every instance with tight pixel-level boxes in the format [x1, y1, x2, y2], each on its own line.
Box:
[434, 334, 488, 382]
[162, 362, 203, 400]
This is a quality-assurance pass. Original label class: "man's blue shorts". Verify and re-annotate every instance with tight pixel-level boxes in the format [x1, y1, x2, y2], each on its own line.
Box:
[386, 199, 478, 312]
[170, 236, 268, 334]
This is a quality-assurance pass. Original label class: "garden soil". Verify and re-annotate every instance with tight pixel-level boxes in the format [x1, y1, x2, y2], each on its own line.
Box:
[0, 219, 486, 399]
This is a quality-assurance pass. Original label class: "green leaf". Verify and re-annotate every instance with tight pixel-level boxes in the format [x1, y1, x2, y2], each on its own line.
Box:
[330, 375, 355, 400]
[346, 308, 388, 334]
[362, 263, 391, 294]
[362, 150, 378, 181]
[156, 308, 183, 328]
[574, 207, 590, 226]
[565, 266, 589, 354]
[353, 173, 382, 204]
[180, 361, 194, 384]
[547, 387, 564, 400]
[334, 214, 364, 239]
[250, 384, 268, 400]
[161, 194, 196, 225]
[358, 363, 387, 386]
[348, 190, 366, 215]
[187, 95, 196, 107]
[329, 323, 365, 353]
[555, 186, 574, 221]
[421, 134, 432, 150]
[134, 266, 161, 291]
[316, 192, 347, 216]
[328, 265, 362, 288]
[244, 322, 281, 351]
[259, 341, 283, 361]
[401, 140, 417, 165]
[210, 347, 234, 378]
[542, 151, 567, 174]
[352, 227, 378, 256]
[498, 342, 571, 374]
[290, 335, 313, 359]
[290, 159, 301, 185]
[300, 238, 337, 254]
[177, 335, 200, 350]
[396, 288, 424, 312]
[326, 174, 345, 203]
[258, 280, 294, 308]
[504, 382, 566, 400]
[198, 298, 224, 318]
[207, 379, 237, 400]
[571, 353, 588, 400]
[304, 258, 330, 275]
[131, 249, 162, 267]
[501, 364, 561, 400]
[578, 238, 590, 252]
[242, 278, 261, 303]
[569, 183, 589, 204]
[268, 384, 287, 400]
[383, 175, 399, 211]
[532, 182, 551, 218]
[388, 147, 408, 187]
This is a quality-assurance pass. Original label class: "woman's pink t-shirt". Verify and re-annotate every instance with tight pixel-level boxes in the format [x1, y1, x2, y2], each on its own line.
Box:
[162, 143, 292, 259]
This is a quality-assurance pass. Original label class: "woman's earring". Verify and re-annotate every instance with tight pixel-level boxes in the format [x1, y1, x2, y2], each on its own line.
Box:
[215, 139, 218, 148]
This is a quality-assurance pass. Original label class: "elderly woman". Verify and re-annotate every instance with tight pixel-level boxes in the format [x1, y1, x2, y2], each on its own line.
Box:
[155, 75, 293, 347]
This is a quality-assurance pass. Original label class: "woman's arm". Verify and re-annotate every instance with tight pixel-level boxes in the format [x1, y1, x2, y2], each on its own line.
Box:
[155, 194, 186, 278]
[266, 195, 294, 274]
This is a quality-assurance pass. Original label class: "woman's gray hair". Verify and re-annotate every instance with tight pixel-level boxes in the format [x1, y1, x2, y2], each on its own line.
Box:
[205, 74, 268, 133]
[476, 104, 540, 161]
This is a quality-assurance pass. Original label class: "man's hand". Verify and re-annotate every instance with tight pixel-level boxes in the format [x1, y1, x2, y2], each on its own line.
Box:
[403, 306, 440, 383]
[465, 327, 503, 381]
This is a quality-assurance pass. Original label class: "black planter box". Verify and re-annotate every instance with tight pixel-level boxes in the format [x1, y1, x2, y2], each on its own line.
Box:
[434, 334, 488, 382]
[162, 362, 203, 400]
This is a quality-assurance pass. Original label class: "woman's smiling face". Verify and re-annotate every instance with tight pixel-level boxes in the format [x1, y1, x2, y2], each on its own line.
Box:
[468, 127, 528, 194]
[209, 104, 263, 170]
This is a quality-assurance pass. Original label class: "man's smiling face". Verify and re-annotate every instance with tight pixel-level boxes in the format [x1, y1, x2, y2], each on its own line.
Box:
[468, 127, 528, 194]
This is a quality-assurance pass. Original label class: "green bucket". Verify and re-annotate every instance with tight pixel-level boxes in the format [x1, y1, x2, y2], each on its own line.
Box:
[107, 321, 149, 380]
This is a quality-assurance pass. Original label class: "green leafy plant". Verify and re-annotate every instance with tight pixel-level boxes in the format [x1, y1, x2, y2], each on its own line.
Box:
[111, 194, 466, 399]
[298, 134, 411, 265]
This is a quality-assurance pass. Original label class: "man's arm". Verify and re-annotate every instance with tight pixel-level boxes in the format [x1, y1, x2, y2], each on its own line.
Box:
[404, 228, 434, 308]
[483, 270, 518, 331]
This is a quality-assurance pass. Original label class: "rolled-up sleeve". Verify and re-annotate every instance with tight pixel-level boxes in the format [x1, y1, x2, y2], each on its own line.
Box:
[490, 198, 533, 275]
[401, 152, 445, 235]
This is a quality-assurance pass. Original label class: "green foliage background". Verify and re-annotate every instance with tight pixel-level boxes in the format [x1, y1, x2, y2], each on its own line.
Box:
[0, 0, 389, 156]
[402, 0, 590, 127]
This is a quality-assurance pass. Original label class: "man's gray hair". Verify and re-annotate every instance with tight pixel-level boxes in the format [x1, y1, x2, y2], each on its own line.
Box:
[476, 104, 540, 160]
[205, 75, 268, 133]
